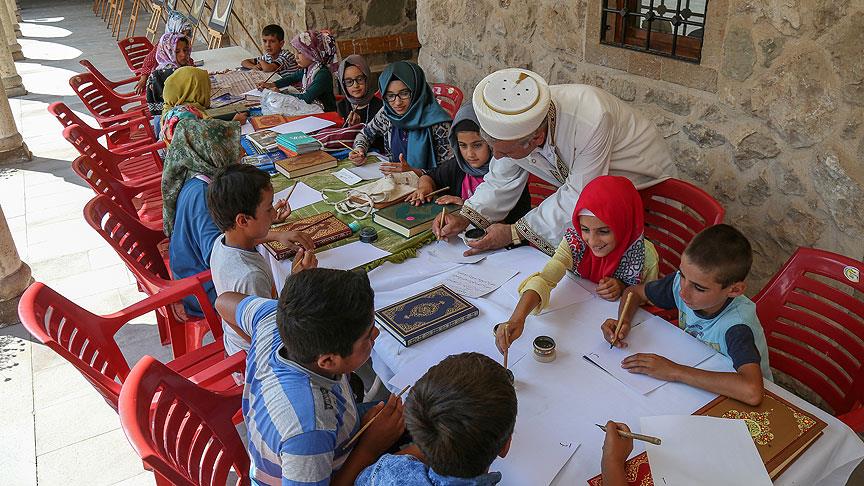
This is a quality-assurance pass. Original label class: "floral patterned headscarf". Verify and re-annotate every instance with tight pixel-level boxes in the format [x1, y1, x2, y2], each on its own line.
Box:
[290, 30, 338, 90]
[155, 32, 189, 71]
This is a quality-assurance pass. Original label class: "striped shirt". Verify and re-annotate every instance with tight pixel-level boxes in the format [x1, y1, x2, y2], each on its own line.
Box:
[237, 297, 360, 485]
[254, 49, 300, 76]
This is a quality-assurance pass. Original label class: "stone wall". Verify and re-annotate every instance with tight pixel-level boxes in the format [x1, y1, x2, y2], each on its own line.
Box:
[417, 0, 864, 291]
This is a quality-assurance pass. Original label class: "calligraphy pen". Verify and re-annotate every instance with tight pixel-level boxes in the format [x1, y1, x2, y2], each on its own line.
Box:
[344, 385, 411, 448]
[338, 140, 359, 155]
[503, 323, 510, 369]
[596, 424, 662, 445]
[610, 292, 636, 349]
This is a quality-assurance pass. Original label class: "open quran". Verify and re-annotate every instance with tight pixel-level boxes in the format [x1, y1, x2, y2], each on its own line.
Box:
[209, 70, 280, 99]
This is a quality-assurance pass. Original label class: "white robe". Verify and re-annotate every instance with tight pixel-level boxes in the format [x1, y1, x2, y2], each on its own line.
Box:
[461, 84, 672, 255]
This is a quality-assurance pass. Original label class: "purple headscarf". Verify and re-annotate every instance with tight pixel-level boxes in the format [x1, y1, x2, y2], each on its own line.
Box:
[155, 32, 189, 71]
[290, 30, 338, 90]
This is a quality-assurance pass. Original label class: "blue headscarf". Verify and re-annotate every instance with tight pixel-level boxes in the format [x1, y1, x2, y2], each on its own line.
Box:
[379, 61, 452, 170]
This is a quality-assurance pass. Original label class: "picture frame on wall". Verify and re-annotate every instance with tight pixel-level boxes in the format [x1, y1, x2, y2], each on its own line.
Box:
[208, 0, 235, 33]
[189, 0, 206, 24]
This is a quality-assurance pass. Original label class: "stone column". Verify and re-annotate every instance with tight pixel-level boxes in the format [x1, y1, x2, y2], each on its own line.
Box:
[0, 76, 30, 162]
[0, 13, 23, 97]
[0, 0, 21, 61]
[5, 0, 19, 36]
[0, 203, 31, 327]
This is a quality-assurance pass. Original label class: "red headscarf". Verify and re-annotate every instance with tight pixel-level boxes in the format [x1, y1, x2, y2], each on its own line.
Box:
[568, 175, 644, 283]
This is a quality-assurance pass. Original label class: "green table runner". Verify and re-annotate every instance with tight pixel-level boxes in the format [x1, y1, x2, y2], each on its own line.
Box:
[270, 157, 435, 271]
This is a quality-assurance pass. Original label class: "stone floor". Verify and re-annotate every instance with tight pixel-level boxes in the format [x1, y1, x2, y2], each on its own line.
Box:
[0, 1, 862, 485]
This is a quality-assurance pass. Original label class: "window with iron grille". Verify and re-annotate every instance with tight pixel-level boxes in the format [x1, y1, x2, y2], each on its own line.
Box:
[601, 0, 708, 63]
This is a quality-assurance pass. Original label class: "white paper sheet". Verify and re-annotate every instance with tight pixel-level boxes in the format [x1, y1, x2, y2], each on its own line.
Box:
[387, 321, 529, 391]
[315, 241, 391, 271]
[443, 264, 519, 298]
[240, 121, 255, 135]
[270, 116, 335, 135]
[492, 412, 582, 486]
[582, 316, 716, 394]
[274, 182, 323, 211]
[503, 270, 594, 315]
[347, 161, 384, 180]
[367, 151, 389, 162]
[640, 415, 773, 486]
[332, 168, 362, 186]
[243, 88, 267, 97]
[426, 238, 486, 264]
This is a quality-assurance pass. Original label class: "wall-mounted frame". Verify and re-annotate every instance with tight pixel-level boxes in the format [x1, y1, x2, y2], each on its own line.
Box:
[208, 0, 235, 34]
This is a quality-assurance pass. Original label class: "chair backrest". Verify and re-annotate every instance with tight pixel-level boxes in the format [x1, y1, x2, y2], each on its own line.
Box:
[753, 247, 864, 416]
[18, 283, 129, 410]
[79, 59, 139, 94]
[638, 178, 725, 276]
[63, 124, 127, 180]
[69, 72, 142, 123]
[119, 356, 250, 486]
[73, 154, 141, 219]
[432, 83, 463, 119]
[83, 194, 171, 296]
[118, 36, 154, 73]
[50, 102, 155, 149]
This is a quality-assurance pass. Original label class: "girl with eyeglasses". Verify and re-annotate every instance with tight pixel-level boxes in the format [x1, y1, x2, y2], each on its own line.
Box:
[349, 61, 453, 176]
[336, 55, 384, 127]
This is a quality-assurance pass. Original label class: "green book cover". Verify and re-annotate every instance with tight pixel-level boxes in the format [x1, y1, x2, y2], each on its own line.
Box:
[374, 201, 460, 232]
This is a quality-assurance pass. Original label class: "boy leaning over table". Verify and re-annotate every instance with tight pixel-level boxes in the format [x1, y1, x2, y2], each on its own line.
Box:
[216, 269, 405, 486]
[602, 224, 772, 406]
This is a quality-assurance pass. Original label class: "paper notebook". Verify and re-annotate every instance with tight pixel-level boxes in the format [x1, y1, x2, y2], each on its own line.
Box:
[375, 285, 479, 346]
[582, 316, 716, 394]
[263, 212, 352, 260]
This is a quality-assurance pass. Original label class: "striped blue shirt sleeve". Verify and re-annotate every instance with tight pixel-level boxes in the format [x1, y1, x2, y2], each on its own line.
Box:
[279, 429, 338, 485]
[236, 296, 278, 337]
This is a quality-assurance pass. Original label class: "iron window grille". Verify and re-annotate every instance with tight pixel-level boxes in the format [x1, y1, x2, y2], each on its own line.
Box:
[601, 0, 708, 63]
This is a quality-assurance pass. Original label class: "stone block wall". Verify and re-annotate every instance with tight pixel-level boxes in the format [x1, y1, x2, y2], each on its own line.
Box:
[417, 0, 864, 291]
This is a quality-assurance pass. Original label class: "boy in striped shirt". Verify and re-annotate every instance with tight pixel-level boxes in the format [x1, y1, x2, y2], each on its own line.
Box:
[217, 269, 405, 485]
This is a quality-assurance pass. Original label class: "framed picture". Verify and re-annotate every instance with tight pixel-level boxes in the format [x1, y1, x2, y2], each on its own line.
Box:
[188, 0, 206, 25]
[208, 0, 235, 33]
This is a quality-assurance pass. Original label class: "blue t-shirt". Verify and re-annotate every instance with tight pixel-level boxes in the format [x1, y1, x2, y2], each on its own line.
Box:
[168, 178, 220, 316]
[356, 454, 502, 486]
[645, 272, 773, 380]
[236, 297, 360, 486]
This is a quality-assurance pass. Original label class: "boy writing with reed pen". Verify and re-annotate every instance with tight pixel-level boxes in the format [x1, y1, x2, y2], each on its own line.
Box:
[601, 224, 771, 406]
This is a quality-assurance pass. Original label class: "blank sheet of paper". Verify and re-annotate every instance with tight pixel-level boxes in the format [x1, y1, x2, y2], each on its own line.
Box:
[315, 241, 391, 271]
[582, 316, 716, 394]
[274, 182, 323, 211]
[504, 271, 593, 315]
[270, 116, 335, 135]
[491, 412, 581, 486]
[347, 161, 384, 180]
[640, 415, 772, 486]
[427, 238, 486, 264]
[443, 263, 519, 298]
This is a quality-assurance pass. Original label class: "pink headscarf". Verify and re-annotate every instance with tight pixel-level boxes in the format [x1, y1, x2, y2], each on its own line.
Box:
[290, 30, 338, 90]
[155, 32, 189, 70]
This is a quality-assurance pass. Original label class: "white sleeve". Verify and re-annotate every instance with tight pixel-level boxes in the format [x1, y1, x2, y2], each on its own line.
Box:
[460, 157, 529, 228]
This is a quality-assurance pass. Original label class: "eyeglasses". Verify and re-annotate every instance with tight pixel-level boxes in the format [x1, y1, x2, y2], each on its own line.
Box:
[384, 89, 412, 102]
[344, 76, 367, 87]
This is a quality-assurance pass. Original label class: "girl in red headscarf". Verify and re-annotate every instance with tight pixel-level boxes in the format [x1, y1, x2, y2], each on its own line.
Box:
[494, 176, 660, 349]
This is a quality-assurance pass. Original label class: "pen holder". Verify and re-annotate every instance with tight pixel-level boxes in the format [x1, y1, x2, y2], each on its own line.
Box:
[533, 335, 556, 363]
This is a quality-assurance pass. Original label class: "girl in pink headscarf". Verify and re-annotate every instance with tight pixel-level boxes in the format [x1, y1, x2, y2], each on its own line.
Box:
[258, 30, 338, 112]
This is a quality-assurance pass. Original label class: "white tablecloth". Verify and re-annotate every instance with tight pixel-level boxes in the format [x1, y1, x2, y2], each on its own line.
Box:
[194, 45, 255, 73]
[367, 245, 864, 486]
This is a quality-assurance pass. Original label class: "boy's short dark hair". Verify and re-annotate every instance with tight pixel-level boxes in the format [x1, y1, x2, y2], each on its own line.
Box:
[261, 24, 284, 41]
[683, 224, 753, 287]
[406, 352, 517, 478]
[277, 269, 375, 363]
[207, 164, 272, 232]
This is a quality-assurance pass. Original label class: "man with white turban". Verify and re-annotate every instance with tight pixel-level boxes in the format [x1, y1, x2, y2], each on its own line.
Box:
[433, 69, 672, 256]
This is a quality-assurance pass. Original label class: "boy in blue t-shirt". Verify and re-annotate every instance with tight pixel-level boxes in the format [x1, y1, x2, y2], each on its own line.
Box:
[356, 353, 634, 486]
[216, 269, 406, 486]
[602, 224, 771, 406]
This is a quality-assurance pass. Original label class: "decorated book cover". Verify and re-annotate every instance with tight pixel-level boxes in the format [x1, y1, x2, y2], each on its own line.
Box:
[373, 201, 461, 237]
[375, 285, 479, 346]
[263, 212, 352, 260]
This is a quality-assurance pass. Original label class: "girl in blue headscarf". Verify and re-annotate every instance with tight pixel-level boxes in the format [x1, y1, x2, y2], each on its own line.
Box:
[349, 61, 453, 175]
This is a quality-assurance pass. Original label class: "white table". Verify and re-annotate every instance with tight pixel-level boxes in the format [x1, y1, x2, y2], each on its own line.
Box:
[194, 45, 256, 73]
[367, 245, 864, 486]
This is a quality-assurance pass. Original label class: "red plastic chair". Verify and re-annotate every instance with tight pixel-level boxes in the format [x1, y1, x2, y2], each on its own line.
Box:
[72, 155, 163, 230]
[63, 123, 163, 183]
[639, 178, 725, 277]
[79, 59, 144, 100]
[49, 101, 155, 152]
[17, 281, 242, 412]
[84, 195, 217, 356]
[753, 247, 864, 432]
[119, 356, 250, 486]
[118, 36, 154, 74]
[432, 83, 464, 119]
[69, 72, 150, 131]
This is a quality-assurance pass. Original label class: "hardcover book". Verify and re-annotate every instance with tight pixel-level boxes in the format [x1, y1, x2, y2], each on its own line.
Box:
[375, 285, 479, 346]
[373, 201, 461, 237]
[262, 212, 352, 260]
[247, 130, 279, 152]
[586, 390, 826, 484]
[273, 151, 337, 179]
[250, 114, 288, 130]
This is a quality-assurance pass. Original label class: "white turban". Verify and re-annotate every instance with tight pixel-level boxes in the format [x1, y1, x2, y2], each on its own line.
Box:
[472, 68, 551, 141]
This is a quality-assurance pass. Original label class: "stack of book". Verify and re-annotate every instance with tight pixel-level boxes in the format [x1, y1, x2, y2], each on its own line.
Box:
[276, 132, 323, 157]
[246, 130, 279, 153]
